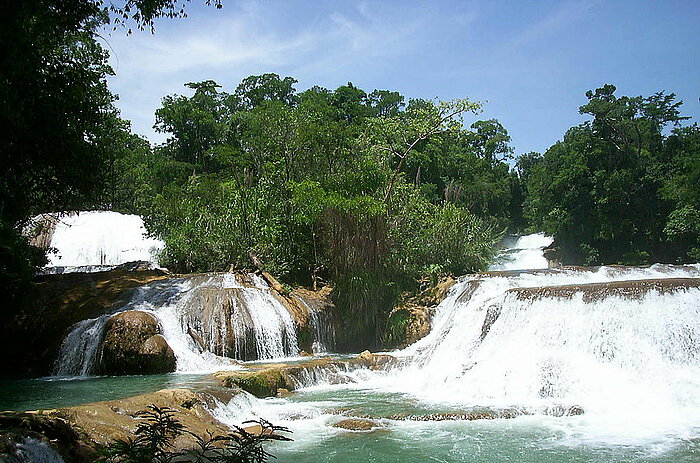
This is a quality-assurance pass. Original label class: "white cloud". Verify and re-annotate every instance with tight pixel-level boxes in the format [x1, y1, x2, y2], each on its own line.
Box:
[101, 1, 439, 142]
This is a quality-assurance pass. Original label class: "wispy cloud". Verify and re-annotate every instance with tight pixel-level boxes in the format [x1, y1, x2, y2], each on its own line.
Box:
[505, 1, 596, 51]
[103, 1, 433, 141]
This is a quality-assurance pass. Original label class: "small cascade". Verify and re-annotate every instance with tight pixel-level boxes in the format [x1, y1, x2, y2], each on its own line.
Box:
[174, 273, 299, 362]
[294, 295, 335, 354]
[11, 437, 65, 463]
[34, 211, 164, 270]
[53, 272, 301, 376]
[54, 315, 109, 376]
[489, 233, 553, 271]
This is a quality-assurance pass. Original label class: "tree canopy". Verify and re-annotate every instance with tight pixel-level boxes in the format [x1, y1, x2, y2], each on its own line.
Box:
[518, 84, 698, 264]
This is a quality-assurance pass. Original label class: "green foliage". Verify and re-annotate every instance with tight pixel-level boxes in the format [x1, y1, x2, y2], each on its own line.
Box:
[384, 309, 412, 348]
[100, 405, 292, 463]
[114, 75, 510, 348]
[519, 85, 699, 264]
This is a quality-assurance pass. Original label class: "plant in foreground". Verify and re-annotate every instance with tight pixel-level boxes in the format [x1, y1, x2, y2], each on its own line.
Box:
[99, 405, 292, 463]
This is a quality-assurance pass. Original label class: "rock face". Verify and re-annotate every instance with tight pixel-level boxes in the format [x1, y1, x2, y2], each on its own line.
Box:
[98, 310, 176, 375]
[64, 388, 230, 448]
[385, 306, 433, 349]
[511, 278, 700, 302]
[213, 351, 397, 398]
[384, 276, 456, 349]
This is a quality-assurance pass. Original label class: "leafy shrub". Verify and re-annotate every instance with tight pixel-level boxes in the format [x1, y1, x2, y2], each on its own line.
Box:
[99, 405, 292, 463]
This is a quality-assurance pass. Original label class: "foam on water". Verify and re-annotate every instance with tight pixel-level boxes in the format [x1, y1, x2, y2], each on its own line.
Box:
[212, 263, 700, 457]
[489, 232, 554, 271]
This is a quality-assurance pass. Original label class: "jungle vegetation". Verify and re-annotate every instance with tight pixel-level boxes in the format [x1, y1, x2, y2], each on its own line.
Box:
[2, 0, 700, 349]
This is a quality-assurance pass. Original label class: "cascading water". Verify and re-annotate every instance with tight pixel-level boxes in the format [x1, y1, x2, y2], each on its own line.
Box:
[489, 232, 554, 270]
[42, 226, 700, 460]
[36, 211, 164, 270]
[54, 272, 300, 376]
[399, 265, 700, 439]
[293, 295, 335, 354]
[54, 316, 110, 376]
[211, 263, 700, 460]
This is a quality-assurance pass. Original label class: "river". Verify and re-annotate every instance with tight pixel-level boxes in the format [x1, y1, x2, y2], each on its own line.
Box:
[4, 219, 700, 462]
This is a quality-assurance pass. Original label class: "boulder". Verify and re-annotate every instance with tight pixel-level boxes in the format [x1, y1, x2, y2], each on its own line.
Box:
[2, 268, 168, 379]
[98, 310, 176, 375]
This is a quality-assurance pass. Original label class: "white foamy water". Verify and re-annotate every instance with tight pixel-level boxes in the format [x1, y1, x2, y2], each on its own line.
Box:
[54, 273, 302, 376]
[211, 263, 700, 456]
[382, 264, 700, 443]
[489, 232, 554, 271]
[54, 315, 110, 376]
[12, 437, 65, 463]
[45, 211, 164, 267]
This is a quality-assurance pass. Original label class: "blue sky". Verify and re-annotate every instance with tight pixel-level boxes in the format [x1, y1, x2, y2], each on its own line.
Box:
[102, 0, 700, 156]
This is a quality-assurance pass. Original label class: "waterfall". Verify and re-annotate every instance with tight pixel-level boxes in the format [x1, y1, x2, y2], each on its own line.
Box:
[172, 273, 299, 363]
[489, 232, 553, 271]
[37, 211, 164, 269]
[54, 315, 109, 376]
[10, 438, 65, 463]
[53, 272, 300, 376]
[392, 264, 700, 439]
[293, 294, 335, 354]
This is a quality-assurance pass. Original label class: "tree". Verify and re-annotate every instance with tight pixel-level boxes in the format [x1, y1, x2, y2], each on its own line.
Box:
[155, 80, 230, 168]
[0, 0, 223, 315]
[521, 84, 696, 264]
[232, 73, 298, 111]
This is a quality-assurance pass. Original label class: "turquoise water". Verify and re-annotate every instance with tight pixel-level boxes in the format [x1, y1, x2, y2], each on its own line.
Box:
[2, 374, 700, 462]
[263, 387, 700, 463]
[270, 421, 700, 463]
[0, 373, 209, 411]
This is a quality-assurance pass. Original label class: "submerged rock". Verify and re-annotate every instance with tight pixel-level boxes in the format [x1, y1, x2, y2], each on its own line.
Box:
[98, 310, 176, 375]
[332, 418, 380, 431]
[386, 405, 584, 422]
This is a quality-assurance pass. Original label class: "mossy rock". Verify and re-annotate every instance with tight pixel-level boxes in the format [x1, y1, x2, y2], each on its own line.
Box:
[213, 353, 397, 397]
[384, 306, 431, 349]
[219, 369, 288, 398]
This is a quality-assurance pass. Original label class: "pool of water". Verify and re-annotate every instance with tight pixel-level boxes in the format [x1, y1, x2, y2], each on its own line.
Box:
[0, 373, 209, 411]
[2, 371, 700, 462]
[251, 386, 700, 463]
